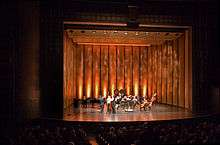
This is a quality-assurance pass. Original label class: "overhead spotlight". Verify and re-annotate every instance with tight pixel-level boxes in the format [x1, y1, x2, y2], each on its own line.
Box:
[113, 30, 118, 33]
[124, 32, 128, 35]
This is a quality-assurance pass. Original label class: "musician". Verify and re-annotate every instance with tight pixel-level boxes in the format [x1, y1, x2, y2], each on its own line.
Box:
[111, 96, 116, 113]
[132, 96, 138, 109]
[152, 92, 157, 102]
[106, 93, 112, 113]
[99, 95, 105, 113]
[115, 95, 120, 110]
[148, 92, 157, 109]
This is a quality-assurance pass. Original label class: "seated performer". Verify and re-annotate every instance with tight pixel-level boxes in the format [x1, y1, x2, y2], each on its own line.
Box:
[140, 93, 157, 111]
[115, 95, 121, 110]
[148, 93, 157, 110]
[111, 96, 116, 114]
[99, 95, 105, 113]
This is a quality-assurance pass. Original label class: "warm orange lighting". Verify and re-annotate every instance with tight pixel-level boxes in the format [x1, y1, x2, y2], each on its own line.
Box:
[134, 83, 139, 96]
[111, 85, 115, 96]
[95, 84, 99, 98]
[78, 43, 151, 46]
[103, 87, 107, 97]
[143, 85, 147, 96]
[78, 84, 82, 99]
[118, 85, 123, 91]
[126, 86, 130, 95]
[87, 84, 91, 97]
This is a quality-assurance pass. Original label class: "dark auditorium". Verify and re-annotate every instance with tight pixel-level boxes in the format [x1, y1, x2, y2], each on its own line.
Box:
[1, 0, 220, 144]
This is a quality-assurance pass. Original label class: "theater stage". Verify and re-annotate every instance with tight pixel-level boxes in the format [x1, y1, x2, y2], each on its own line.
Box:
[64, 104, 196, 122]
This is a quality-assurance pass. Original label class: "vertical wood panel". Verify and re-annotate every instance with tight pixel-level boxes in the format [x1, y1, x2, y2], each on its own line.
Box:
[101, 45, 108, 96]
[165, 42, 169, 103]
[158, 45, 162, 102]
[167, 41, 173, 105]
[133, 46, 139, 96]
[179, 35, 185, 107]
[63, 33, 74, 108]
[109, 45, 116, 96]
[155, 46, 159, 95]
[152, 45, 157, 96]
[141, 46, 148, 97]
[76, 45, 84, 99]
[93, 45, 100, 99]
[148, 46, 151, 97]
[117, 45, 125, 91]
[73, 43, 77, 99]
[172, 40, 178, 106]
[161, 43, 167, 103]
[184, 30, 189, 109]
[125, 46, 132, 95]
[84, 45, 92, 98]
[63, 32, 67, 108]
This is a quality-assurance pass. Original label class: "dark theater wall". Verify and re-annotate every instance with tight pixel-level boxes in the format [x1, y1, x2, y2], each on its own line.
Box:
[1, 1, 41, 131]
[16, 1, 41, 121]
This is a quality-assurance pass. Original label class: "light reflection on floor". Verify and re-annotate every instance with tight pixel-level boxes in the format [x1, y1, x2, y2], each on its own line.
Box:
[64, 103, 195, 122]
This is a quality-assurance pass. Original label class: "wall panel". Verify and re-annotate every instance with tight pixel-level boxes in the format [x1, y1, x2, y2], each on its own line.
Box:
[76, 45, 84, 99]
[133, 46, 140, 96]
[140, 46, 148, 97]
[101, 45, 109, 96]
[172, 40, 178, 106]
[179, 36, 185, 107]
[147, 46, 152, 97]
[117, 46, 125, 91]
[161, 43, 167, 103]
[167, 41, 173, 105]
[125, 46, 132, 95]
[84, 45, 92, 98]
[93, 45, 100, 99]
[109, 45, 116, 95]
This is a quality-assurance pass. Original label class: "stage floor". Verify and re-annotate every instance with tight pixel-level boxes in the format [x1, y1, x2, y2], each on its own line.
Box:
[64, 103, 196, 122]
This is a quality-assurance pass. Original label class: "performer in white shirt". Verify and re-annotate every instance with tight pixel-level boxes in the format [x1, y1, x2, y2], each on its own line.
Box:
[106, 93, 113, 113]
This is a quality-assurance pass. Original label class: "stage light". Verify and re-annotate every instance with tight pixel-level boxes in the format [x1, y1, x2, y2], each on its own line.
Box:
[79, 85, 82, 99]
[127, 86, 130, 95]
[87, 84, 91, 97]
[95, 85, 99, 98]
[124, 32, 128, 35]
[111, 85, 115, 96]
[134, 83, 139, 96]
[103, 87, 107, 97]
[143, 85, 147, 96]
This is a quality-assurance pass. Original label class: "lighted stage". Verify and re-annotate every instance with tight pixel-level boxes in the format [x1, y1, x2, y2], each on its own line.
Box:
[64, 103, 194, 122]
[63, 28, 193, 122]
